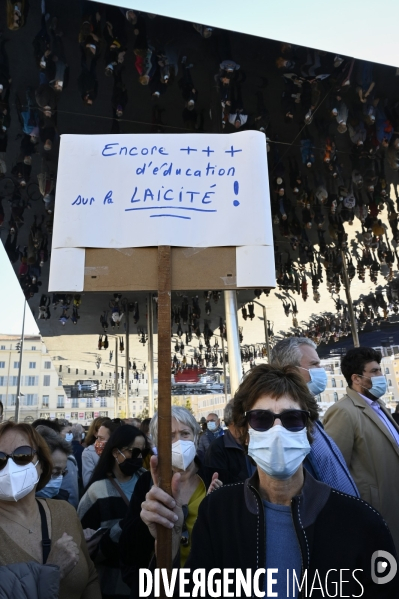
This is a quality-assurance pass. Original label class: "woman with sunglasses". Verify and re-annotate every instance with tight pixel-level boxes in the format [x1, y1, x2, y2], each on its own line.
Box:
[78, 425, 150, 599]
[144, 366, 398, 597]
[0, 422, 100, 599]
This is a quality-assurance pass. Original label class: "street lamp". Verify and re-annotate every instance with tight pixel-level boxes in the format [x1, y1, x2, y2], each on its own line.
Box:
[15, 299, 26, 423]
[252, 300, 271, 361]
[106, 334, 121, 419]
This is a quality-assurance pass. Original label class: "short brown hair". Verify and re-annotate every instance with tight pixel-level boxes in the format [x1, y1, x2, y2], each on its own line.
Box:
[232, 364, 319, 447]
[0, 422, 53, 490]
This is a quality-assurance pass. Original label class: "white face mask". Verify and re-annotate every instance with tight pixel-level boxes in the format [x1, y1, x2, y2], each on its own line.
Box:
[248, 425, 310, 480]
[207, 421, 217, 431]
[0, 459, 40, 502]
[171, 439, 196, 471]
[65, 433, 73, 442]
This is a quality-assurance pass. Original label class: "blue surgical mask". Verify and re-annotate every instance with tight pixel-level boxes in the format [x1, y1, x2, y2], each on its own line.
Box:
[299, 367, 327, 396]
[65, 433, 73, 442]
[358, 375, 387, 399]
[36, 475, 63, 498]
[248, 425, 311, 480]
[207, 421, 217, 431]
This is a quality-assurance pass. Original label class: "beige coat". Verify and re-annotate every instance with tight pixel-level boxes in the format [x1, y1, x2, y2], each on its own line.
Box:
[0, 499, 100, 599]
[323, 387, 399, 556]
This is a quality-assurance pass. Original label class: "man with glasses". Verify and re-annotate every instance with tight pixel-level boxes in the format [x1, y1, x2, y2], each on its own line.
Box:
[324, 346, 399, 557]
[270, 337, 359, 496]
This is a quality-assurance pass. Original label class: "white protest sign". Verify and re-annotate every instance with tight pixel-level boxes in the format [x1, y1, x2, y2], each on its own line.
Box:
[52, 131, 271, 249]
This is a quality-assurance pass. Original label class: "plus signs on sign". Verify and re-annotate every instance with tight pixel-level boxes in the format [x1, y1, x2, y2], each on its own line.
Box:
[180, 147, 197, 155]
[202, 146, 214, 157]
[225, 146, 242, 157]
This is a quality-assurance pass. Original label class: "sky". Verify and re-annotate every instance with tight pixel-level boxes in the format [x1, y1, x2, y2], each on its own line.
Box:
[105, 0, 399, 68]
[0, 243, 39, 336]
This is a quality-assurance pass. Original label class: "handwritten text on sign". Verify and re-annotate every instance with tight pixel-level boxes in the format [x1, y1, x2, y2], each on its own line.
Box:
[53, 132, 271, 248]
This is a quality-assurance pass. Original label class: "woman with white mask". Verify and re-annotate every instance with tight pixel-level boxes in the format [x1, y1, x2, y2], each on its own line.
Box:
[118, 406, 222, 597]
[0, 422, 100, 599]
[137, 366, 397, 597]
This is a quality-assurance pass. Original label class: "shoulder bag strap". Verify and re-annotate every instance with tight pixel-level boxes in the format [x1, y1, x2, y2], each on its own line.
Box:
[107, 473, 130, 506]
[36, 499, 51, 564]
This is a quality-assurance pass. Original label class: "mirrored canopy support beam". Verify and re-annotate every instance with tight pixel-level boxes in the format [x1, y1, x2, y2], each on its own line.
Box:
[224, 290, 242, 396]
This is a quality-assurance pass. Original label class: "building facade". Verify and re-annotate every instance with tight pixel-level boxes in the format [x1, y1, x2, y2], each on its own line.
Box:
[0, 335, 67, 423]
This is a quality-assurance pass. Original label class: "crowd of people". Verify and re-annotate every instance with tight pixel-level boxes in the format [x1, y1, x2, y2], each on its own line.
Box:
[0, 337, 398, 597]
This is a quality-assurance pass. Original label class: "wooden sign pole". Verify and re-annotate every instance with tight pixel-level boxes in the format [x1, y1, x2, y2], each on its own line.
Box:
[157, 246, 173, 590]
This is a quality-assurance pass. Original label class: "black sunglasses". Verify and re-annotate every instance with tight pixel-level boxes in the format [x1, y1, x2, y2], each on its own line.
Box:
[0, 446, 37, 471]
[120, 447, 150, 460]
[245, 409, 310, 432]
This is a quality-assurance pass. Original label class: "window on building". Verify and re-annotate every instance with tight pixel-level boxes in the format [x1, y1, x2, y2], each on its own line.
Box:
[100, 398, 107, 408]
[0, 377, 6, 386]
[0, 346, 5, 351]
[72, 399, 79, 408]
[86, 399, 93, 408]
[43, 375, 50, 387]
[0, 362, 5, 368]
[42, 396, 49, 408]
[57, 396, 64, 408]
[99, 411, 108, 417]
[40, 412, 50, 419]
[58, 378, 62, 386]
[388, 380, 392, 386]
[29, 362, 36, 369]
[71, 412, 79, 420]
[8, 395, 16, 406]
[385, 367, 390, 374]
[31, 347, 36, 351]
[333, 392, 338, 402]
[331, 378, 336, 388]
[86, 412, 94, 419]
[25, 394, 37, 406]
[25, 376, 38, 387]
[44, 362, 51, 369]
[340, 380, 344, 387]
[56, 412, 65, 419]
[13, 362, 20, 369]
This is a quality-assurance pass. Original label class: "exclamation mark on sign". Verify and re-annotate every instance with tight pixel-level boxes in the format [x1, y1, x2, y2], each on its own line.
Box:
[233, 181, 240, 206]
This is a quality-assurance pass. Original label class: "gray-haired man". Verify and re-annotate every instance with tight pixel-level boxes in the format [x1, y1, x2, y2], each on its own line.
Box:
[270, 337, 359, 496]
[197, 412, 224, 461]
